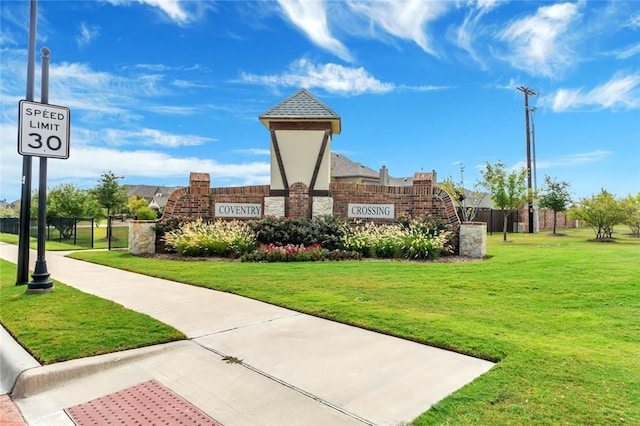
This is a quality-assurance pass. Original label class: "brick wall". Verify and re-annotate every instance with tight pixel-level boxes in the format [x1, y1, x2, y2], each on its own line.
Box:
[161, 172, 461, 249]
[518, 207, 576, 232]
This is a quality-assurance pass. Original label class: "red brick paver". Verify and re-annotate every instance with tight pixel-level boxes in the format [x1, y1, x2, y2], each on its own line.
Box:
[65, 379, 222, 426]
[0, 394, 27, 426]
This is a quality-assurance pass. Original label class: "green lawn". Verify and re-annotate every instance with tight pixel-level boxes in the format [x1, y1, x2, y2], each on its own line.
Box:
[0, 259, 185, 364]
[67, 228, 640, 425]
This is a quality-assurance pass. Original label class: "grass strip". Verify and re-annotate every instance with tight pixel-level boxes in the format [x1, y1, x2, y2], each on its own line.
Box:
[0, 259, 185, 364]
[69, 228, 640, 425]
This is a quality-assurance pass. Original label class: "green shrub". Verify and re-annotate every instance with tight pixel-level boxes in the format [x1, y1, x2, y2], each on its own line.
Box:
[136, 206, 157, 220]
[163, 218, 256, 257]
[249, 215, 348, 248]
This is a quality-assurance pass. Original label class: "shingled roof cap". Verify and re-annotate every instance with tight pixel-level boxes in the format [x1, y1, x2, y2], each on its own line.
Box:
[259, 88, 341, 134]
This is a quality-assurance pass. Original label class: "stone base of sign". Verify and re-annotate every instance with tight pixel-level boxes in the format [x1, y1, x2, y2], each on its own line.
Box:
[264, 197, 285, 218]
[459, 222, 486, 259]
[312, 197, 333, 217]
[129, 220, 156, 255]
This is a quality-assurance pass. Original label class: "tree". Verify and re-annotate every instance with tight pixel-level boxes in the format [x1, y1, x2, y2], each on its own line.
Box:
[538, 176, 572, 234]
[0, 205, 18, 218]
[439, 163, 484, 222]
[479, 161, 529, 241]
[136, 206, 158, 220]
[126, 196, 148, 216]
[46, 183, 104, 238]
[621, 193, 640, 237]
[47, 183, 90, 218]
[126, 196, 157, 220]
[92, 171, 126, 217]
[569, 189, 626, 240]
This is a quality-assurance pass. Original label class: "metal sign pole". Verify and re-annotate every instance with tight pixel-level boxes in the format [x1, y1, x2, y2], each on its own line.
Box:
[16, 0, 37, 285]
[27, 47, 53, 293]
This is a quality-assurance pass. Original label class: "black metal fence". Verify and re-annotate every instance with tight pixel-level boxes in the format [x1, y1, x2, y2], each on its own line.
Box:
[107, 215, 129, 249]
[1, 216, 130, 250]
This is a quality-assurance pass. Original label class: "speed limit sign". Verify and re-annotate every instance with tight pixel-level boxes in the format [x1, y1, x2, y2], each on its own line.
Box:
[18, 100, 70, 159]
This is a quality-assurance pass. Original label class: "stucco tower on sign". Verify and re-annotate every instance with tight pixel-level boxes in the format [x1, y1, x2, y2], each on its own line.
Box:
[259, 88, 341, 218]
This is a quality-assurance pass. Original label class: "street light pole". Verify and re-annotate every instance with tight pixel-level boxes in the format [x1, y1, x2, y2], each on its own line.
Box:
[517, 86, 536, 234]
[27, 47, 53, 293]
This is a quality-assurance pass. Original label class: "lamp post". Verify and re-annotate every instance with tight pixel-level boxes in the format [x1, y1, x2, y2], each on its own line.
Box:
[27, 47, 53, 293]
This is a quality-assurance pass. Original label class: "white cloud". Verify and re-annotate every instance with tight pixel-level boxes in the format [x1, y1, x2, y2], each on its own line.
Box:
[105, 0, 192, 25]
[498, 2, 581, 78]
[454, 0, 503, 67]
[613, 42, 640, 60]
[234, 149, 270, 156]
[347, 0, 450, 57]
[277, 0, 352, 62]
[536, 150, 613, 168]
[544, 73, 640, 112]
[239, 58, 394, 95]
[100, 128, 216, 147]
[77, 22, 99, 48]
[0, 123, 269, 201]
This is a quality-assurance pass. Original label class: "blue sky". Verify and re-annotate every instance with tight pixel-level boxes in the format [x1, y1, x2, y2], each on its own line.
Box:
[1, 0, 639, 203]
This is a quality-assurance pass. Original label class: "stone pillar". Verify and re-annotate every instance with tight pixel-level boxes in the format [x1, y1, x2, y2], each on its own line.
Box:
[129, 220, 157, 255]
[459, 222, 486, 258]
[312, 197, 333, 217]
[264, 197, 285, 217]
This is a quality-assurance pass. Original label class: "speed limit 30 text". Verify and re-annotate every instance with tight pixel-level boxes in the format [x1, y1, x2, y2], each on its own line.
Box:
[24, 106, 65, 131]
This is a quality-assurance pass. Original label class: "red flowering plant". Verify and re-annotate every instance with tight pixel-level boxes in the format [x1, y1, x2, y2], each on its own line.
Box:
[241, 243, 329, 262]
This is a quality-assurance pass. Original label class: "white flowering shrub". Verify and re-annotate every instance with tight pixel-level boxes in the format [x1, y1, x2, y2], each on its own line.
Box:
[163, 218, 256, 257]
[341, 219, 452, 260]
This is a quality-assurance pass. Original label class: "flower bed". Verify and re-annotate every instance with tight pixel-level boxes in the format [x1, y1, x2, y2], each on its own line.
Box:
[155, 215, 452, 262]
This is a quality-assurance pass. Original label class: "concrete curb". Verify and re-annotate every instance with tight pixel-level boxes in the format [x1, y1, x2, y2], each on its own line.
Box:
[1, 325, 40, 394]
[11, 340, 187, 398]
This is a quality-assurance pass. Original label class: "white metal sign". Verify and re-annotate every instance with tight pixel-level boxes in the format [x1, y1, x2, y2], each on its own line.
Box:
[18, 100, 70, 159]
[215, 203, 262, 218]
[348, 203, 395, 219]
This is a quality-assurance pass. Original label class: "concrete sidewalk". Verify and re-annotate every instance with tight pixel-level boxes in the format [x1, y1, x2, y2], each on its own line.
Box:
[0, 243, 494, 425]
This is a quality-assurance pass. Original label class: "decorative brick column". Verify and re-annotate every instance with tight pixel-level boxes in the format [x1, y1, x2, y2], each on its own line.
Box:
[459, 222, 486, 258]
[288, 182, 310, 219]
[129, 220, 157, 255]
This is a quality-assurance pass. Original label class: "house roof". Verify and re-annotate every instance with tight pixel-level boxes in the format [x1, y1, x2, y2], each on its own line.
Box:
[259, 88, 341, 134]
[330, 152, 378, 179]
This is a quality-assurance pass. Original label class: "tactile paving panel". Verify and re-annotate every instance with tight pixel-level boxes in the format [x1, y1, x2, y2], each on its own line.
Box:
[65, 379, 222, 425]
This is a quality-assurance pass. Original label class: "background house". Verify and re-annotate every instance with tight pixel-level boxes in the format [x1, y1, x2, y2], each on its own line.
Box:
[123, 185, 179, 212]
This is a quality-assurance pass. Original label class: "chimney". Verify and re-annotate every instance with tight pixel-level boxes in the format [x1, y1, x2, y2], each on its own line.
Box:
[379, 165, 389, 185]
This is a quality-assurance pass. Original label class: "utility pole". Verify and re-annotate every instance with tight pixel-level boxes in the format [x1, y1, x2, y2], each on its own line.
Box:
[530, 107, 539, 233]
[17, 0, 38, 285]
[517, 86, 536, 234]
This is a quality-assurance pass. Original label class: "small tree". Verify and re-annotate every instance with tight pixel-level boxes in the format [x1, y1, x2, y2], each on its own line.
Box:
[621, 193, 640, 237]
[479, 161, 529, 241]
[569, 189, 625, 240]
[439, 163, 484, 222]
[127, 196, 149, 217]
[92, 171, 126, 217]
[538, 176, 572, 234]
[136, 206, 158, 220]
